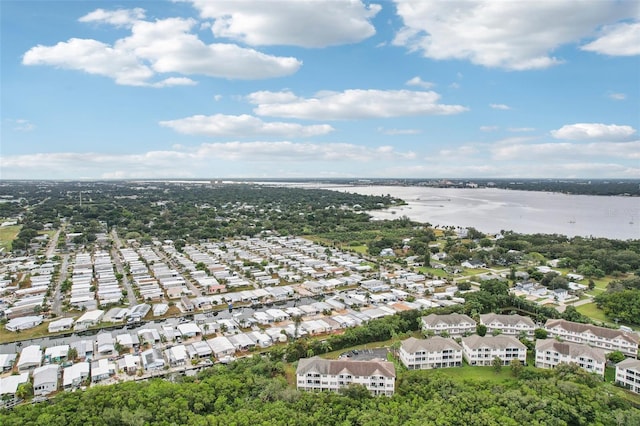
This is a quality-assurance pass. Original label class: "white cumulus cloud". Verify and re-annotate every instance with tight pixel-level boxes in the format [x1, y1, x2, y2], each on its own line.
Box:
[490, 104, 511, 110]
[0, 142, 417, 179]
[23, 14, 301, 86]
[159, 114, 334, 137]
[248, 89, 468, 119]
[607, 92, 627, 101]
[492, 141, 640, 161]
[582, 22, 640, 56]
[406, 76, 435, 89]
[186, 0, 381, 47]
[377, 127, 422, 135]
[392, 0, 635, 70]
[78, 7, 146, 27]
[551, 123, 637, 140]
[7, 118, 35, 132]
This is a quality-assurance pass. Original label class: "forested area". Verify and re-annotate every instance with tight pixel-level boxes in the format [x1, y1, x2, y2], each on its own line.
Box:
[1, 354, 638, 426]
[595, 277, 640, 326]
[496, 232, 640, 276]
[3, 181, 404, 250]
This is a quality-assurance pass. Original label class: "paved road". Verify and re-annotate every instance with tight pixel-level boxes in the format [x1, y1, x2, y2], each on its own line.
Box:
[51, 253, 70, 316]
[154, 246, 203, 298]
[45, 227, 62, 259]
[110, 228, 139, 306]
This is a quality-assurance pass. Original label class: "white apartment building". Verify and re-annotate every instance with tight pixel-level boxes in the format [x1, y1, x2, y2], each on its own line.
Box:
[544, 319, 639, 357]
[421, 313, 476, 337]
[461, 335, 527, 366]
[296, 357, 395, 396]
[615, 358, 640, 394]
[480, 313, 536, 337]
[535, 339, 606, 376]
[399, 336, 463, 370]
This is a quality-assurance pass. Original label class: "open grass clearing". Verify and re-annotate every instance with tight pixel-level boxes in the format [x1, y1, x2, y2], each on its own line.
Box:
[576, 302, 609, 323]
[0, 224, 21, 251]
[0, 322, 50, 344]
[430, 363, 516, 384]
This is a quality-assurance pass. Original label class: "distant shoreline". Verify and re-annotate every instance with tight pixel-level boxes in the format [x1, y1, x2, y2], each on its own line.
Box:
[248, 178, 640, 197]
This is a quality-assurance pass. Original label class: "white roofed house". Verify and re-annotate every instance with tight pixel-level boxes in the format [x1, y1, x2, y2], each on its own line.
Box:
[74, 309, 105, 331]
[296, 357, 396, 396]
[535, 339, 605, 376]
[247, 331, 272, 348]
[0, 353, 17, 372]
[360, 279, 390, 293]
[265, 308, 289, 322]
[227, 333, 256, 351]
[141, 348, 165, 371]
[615, 358, 640, 394]
[216, 318, 239, 334]
[33, 364, 60, 396]
[44, 344, 70, 364]
[48, 317, 75, 333]
[165, 345, 188, 367]
[63, 362, 90, 390]
[91, 358, 115, 383]
[17, 344, 42, 372]
[399, 337, 463, 370]
[207, 336, 236, 359]
[118, 354, 141, 375]
[0, 372, 29, 404]
[96, 332, 115, 356]
[461, 335, 527, 366]
[421, 313, 476, 337]
[115, 333, 140, 351]
[70, 339, 94, 361]
[137, 328, 162, 347]
[188, 341, 213, 359]
[480, 313, 536, 338]
[544, 319, 639, 357]
[253, 311, 274, 325]
[177, 322, 202, 339]
[5, 315, 44, 332]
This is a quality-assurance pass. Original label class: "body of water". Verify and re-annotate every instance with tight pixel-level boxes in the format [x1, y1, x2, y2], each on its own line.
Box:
[318, 185, 640, 240]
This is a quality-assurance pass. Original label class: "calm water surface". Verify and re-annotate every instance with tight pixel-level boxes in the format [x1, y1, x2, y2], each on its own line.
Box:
[319, 185, 640, 240]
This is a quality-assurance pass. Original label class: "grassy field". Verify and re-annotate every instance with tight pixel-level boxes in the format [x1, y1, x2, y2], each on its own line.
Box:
[418, 267, 450, 278]
[0, 224, 21, 251]
[432, 364, 516, 384]
[576, 302, 609, 323]
[0, 322, 50, 344]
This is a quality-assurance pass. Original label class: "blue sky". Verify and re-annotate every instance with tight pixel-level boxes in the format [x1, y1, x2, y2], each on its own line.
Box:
[1, 0, 639, 180]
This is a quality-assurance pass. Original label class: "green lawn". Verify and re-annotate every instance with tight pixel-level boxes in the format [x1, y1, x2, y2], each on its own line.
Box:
[0, 322, 50, 344]
[348, 245, 368, 254]
[433, 364, 515, 384]
[576, 302, 609, 323]
[0, 224, 21, 251]
[418, 267, 450, 278]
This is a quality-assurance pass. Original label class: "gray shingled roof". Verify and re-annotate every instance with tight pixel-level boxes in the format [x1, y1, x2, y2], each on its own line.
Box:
[462, 334, 527, 350]
[616, 358, 640, 370]
[401, 336, 463, 353]
[480, 313, 535, 327]
[296, 357, 395, 378]
[545, 319, 639, 344]
[422, 313, 476, 327]
[536, 339, 606, 363]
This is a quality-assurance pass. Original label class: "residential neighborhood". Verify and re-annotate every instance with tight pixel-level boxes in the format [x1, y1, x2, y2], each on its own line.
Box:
[1, 183, 639, 410]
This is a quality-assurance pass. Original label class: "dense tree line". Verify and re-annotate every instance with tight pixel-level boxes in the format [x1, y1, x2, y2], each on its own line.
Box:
[595, 277, 640, 326]
[1, 354, 638, 426]
[1, 181, 403, 252]
[497, 233, 640, 276]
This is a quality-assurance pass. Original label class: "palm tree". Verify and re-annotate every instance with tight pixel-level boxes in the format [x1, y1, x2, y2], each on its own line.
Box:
[293, 315, 303, 340]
